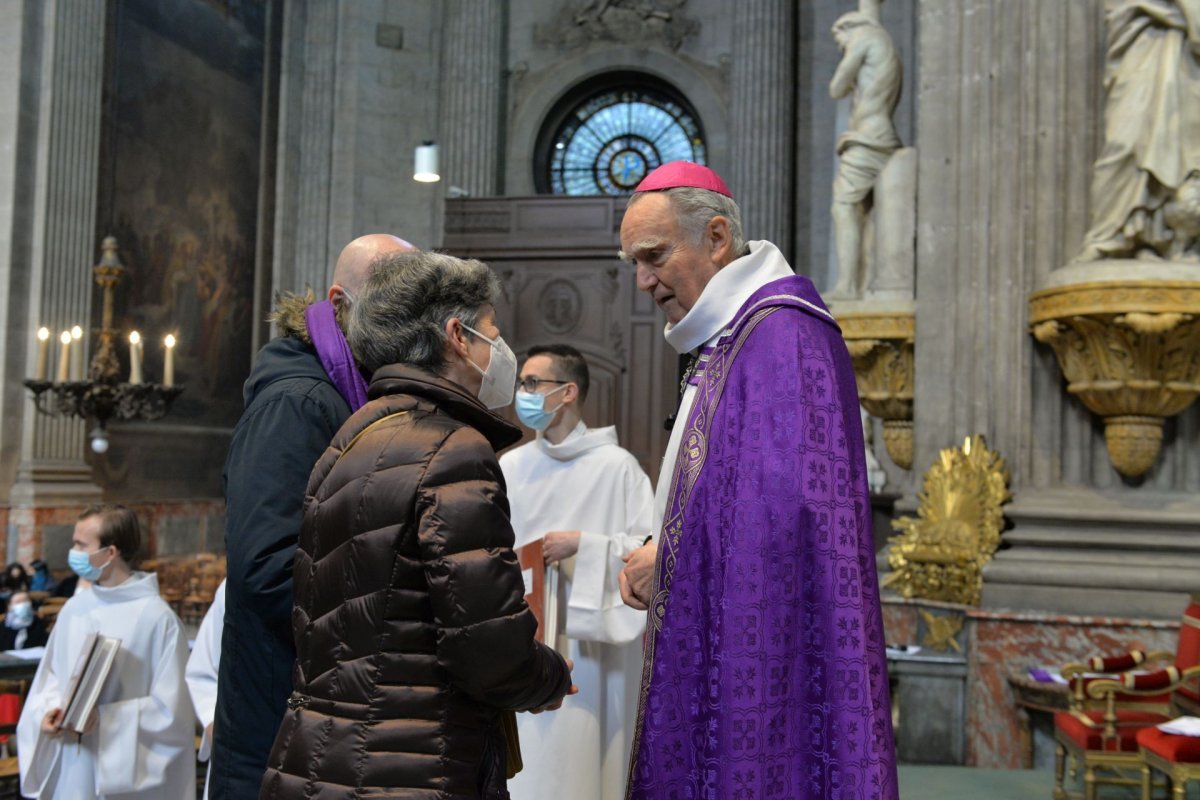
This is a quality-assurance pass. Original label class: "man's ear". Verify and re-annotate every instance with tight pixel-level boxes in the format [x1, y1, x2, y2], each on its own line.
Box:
[562, 382, 580, 405]
[328, 284, 347, 308]
[707, 216, 733, 265]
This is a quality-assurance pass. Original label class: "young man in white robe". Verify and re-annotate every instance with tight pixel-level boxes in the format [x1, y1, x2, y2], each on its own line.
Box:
[186, 579, 225, 800]
[17, 504, 196, 799]
[500, 344, 652, 800]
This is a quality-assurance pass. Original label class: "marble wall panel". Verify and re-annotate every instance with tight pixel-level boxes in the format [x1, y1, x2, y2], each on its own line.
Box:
[0, 499, 226, 566]
[883, 597, 1180, 768]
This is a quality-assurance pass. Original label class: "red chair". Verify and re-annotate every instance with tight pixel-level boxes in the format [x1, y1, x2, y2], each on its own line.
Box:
[1138, 725, 1200, 800]
[1054, 598, 1200, 800]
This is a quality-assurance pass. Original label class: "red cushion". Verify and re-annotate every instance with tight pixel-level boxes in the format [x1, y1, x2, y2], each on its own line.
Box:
[0, 693, 18, 745]
[1138, 726, 1200, 763]
[1090, 650, 1148, 672]
[1176, 601, 1200, 670]
[1055, 710, 1171, 752]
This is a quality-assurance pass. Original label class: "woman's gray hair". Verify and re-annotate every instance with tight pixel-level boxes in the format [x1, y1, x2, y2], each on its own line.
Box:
[630, 186, 747, 255]
[347, 251, 502, 375]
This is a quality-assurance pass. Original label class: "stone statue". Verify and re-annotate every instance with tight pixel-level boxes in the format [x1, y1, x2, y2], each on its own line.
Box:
[1074, 0, 1200, 263]
[828, 3, 902, 298]
[862, 407, 888, 493]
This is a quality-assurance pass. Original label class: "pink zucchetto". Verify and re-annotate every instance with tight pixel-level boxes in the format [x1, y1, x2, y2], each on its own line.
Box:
[634, 161, 733, 198]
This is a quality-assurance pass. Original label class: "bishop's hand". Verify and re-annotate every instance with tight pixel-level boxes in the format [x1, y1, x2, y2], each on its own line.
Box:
[619, 542, 657, 610]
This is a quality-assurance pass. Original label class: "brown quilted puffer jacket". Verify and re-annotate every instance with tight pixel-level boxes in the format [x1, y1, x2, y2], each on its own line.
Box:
[261, 365, 571, 799]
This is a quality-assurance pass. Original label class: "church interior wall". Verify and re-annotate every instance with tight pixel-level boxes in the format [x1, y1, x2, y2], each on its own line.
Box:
[2, 0, 1200, 776]
[504, 0, 734, 197]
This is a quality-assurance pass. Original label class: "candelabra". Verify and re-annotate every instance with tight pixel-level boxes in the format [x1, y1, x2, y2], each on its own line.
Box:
[24, 236, 184, 453]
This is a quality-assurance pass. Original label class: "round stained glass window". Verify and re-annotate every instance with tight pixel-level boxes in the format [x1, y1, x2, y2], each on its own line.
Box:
[544, 85, 706, 196]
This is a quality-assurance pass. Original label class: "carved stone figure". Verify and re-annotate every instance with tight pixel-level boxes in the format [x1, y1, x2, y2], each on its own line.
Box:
[535, 0, 698, 52]
[828, 4, 902, 298]
[1074, 0, 1200, 263]
[862, 406, 888, 493]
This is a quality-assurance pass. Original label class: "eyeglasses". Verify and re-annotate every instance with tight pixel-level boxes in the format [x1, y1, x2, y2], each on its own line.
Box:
[516, 377, 569, 393]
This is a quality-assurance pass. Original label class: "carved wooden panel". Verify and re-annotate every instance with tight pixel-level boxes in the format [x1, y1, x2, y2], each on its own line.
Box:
[444, 196, 676, 482]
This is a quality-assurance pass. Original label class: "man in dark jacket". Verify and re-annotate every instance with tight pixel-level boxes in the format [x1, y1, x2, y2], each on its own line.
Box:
[209, 234, 415, 798]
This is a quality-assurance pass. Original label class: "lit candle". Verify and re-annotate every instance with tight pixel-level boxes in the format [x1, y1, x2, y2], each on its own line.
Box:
[56, 331, 71, 383]
[70, 325, 83, 380]
[129, 331, 143, 384]
[163, 335, 176, 387]
[35, 327, 50, 380]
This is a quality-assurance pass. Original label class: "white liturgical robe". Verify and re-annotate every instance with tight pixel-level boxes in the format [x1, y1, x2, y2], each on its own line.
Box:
[17, 572, 196, 799]
[501, 423, 653, 800]
[186, 579, 225, 800]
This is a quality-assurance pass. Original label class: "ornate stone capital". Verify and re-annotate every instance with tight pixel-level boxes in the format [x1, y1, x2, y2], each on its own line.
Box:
[1029, 276, 1200, 478]
[836, 308, 915, 469]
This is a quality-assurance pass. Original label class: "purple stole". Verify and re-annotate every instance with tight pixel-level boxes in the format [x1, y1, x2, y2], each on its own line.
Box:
[627, 276, 898, 800]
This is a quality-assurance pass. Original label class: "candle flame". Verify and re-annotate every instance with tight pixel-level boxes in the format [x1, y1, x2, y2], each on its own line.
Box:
[70, 325, 82, 340]
[59, 331, 72, 344]
[164, 334, 176, 348]
[129, 331, 141, 345]
[37, 327, 50, 341]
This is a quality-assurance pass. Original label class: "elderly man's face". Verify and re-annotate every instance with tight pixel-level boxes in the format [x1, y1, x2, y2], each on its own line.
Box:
[619, 193, 721, 325]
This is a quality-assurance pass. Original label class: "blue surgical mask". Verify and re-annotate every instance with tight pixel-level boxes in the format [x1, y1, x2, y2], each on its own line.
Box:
[6, 602, 32, 629]
[515, 385, 569, 432]
[68, 547, 111, 582]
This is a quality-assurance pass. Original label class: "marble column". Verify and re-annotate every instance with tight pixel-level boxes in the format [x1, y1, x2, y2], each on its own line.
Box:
[9, 0, 107, 509]
[728, 0, 795, 255]
[272, 0, 342, 296]
[438, 0, 504, 197]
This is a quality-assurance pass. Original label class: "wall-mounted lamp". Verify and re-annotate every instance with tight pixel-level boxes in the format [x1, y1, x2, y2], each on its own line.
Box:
[414, 141, 440, 183]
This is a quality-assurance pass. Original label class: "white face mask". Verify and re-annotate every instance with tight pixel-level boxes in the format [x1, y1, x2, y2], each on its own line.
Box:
[462, 324, 518, 409]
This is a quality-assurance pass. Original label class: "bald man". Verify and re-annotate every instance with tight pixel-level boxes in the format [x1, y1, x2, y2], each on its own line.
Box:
[210, 234, 415, 799]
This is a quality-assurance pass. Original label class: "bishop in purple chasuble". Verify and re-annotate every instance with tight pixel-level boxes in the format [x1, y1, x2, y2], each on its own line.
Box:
[627, 275, 899, 800]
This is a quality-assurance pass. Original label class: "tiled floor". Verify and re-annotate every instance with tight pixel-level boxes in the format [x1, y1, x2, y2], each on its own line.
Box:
[899, 765, 1200, 800]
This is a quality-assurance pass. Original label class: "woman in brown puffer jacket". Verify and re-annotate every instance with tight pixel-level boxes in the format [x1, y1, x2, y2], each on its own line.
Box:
[260, 251, 573, 799]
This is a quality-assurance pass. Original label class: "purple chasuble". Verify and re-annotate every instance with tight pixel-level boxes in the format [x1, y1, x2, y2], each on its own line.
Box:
[628, 275, 898, 800]
[304, 300, 369, 412]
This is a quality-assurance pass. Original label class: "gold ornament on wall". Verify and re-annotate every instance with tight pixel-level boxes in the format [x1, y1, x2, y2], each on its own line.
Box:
[884, 435, 1011, 606]
[1029, 280, 1200, 479]
[919, 609, 964, 654]
[838, 310, 914, 469]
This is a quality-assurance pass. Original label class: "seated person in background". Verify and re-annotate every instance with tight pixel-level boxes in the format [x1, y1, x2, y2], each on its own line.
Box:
[16, 503, 196, 799]
[5, 563, 29, 593]
[50, 572, 77, 599]
[0, 563, 29, 612]
[28, 560, 57, 594]
[0, 592, 48, 651]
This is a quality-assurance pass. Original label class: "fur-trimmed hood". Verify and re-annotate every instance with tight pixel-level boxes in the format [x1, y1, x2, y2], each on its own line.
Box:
[269, 290, 316, 345]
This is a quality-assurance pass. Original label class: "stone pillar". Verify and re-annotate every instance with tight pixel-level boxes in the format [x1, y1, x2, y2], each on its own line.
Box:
[728, 0, 794, 254]
[272, 0, 342, 296]
[438, 0, 504, 196]
[9, 0, 107, 511]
